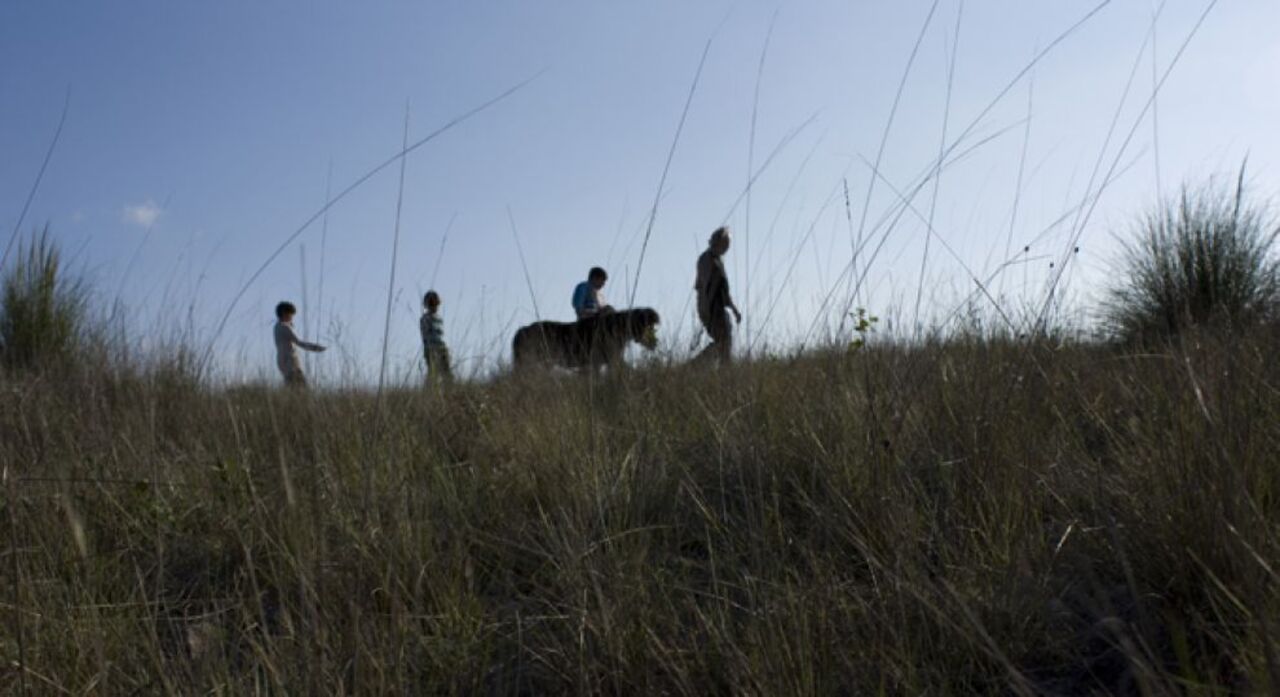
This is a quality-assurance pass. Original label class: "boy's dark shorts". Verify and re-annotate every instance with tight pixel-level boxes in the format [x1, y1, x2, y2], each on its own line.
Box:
[426, 346, 453, 378]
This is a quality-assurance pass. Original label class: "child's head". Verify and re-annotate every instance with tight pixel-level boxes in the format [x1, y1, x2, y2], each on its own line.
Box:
[588, 266, 608, 289]
[424, 290, 441, 312]
[275, 301, 297, 321]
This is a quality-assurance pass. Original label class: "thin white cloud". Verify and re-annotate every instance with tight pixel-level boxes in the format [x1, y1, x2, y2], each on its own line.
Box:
[121, 200, 162, 228]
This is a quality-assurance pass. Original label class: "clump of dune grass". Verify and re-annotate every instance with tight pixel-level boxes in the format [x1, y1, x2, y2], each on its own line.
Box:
[1105, 166, 1280, 342]
[0, 226, 88, 371]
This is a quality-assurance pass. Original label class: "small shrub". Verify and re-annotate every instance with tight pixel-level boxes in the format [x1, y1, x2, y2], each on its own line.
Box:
[0, 226, 88, 371]
[1105, 166, 1280, 342]
[847, 306, 878, 352]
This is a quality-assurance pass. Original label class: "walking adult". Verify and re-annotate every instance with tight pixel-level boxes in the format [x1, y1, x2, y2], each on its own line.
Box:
[694, 226, 741, 364]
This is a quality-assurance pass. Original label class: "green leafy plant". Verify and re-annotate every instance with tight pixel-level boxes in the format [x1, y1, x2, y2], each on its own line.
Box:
[847, 306, 879, 352]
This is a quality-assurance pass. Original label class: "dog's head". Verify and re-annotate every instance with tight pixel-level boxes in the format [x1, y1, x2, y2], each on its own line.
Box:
[629, 308, 660, 350]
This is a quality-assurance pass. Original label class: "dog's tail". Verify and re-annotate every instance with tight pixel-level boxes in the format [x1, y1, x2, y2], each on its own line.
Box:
[512, 327, 526, 369]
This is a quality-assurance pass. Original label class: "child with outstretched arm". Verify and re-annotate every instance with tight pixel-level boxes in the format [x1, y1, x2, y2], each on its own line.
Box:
[273, 301, 325, 387]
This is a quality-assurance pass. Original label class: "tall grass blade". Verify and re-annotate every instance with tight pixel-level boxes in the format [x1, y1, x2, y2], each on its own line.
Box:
[630, 36, 713, 307]
[203, 72, 543, 371]
[2, 89, 70, 274]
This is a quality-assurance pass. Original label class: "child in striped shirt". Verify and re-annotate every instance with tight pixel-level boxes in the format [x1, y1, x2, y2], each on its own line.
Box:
[419, 290, 453, 383]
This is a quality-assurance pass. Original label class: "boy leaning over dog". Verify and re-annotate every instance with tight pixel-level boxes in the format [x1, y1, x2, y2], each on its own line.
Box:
[572, 266, 614, 320]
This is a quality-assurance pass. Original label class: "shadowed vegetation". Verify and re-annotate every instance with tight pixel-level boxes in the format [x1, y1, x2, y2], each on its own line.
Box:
[3, 327, 1279, 693]
[2, 175, 1279, 692]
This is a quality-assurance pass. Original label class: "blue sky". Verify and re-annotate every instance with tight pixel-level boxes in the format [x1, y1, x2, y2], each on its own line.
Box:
[2, 1, 1277, 383]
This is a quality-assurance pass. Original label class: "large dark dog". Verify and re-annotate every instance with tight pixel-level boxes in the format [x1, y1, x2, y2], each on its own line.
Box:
[512, 308, 660, 371]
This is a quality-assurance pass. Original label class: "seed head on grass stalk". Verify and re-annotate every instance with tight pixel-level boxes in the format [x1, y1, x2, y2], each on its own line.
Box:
[816, 0, 1113, 342]
[1036, 0, 1220, 334]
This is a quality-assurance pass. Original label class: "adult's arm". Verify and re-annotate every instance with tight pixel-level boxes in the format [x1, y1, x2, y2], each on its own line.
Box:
[709, 261, 734, 308]
[709, 259, 741, 322]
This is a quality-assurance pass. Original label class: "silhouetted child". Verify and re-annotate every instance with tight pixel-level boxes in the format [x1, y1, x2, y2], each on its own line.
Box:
[572, 266, 613, 320]
[419, 290, 453, 383]
[273, 301, 325, 387]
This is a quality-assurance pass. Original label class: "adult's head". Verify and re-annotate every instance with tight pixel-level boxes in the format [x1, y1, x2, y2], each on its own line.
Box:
[424, 290, 441, 311]
[275, 301, 297, 321]
[709, 226, 731, 255]
[588, 266, 608, 289]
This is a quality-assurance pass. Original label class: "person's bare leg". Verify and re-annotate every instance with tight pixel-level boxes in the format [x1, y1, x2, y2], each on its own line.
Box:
[285, 369, 307, 389]
[717, 332, 733, 364]
[692, 311, 731, 366]
[693, 340, 717, 365]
